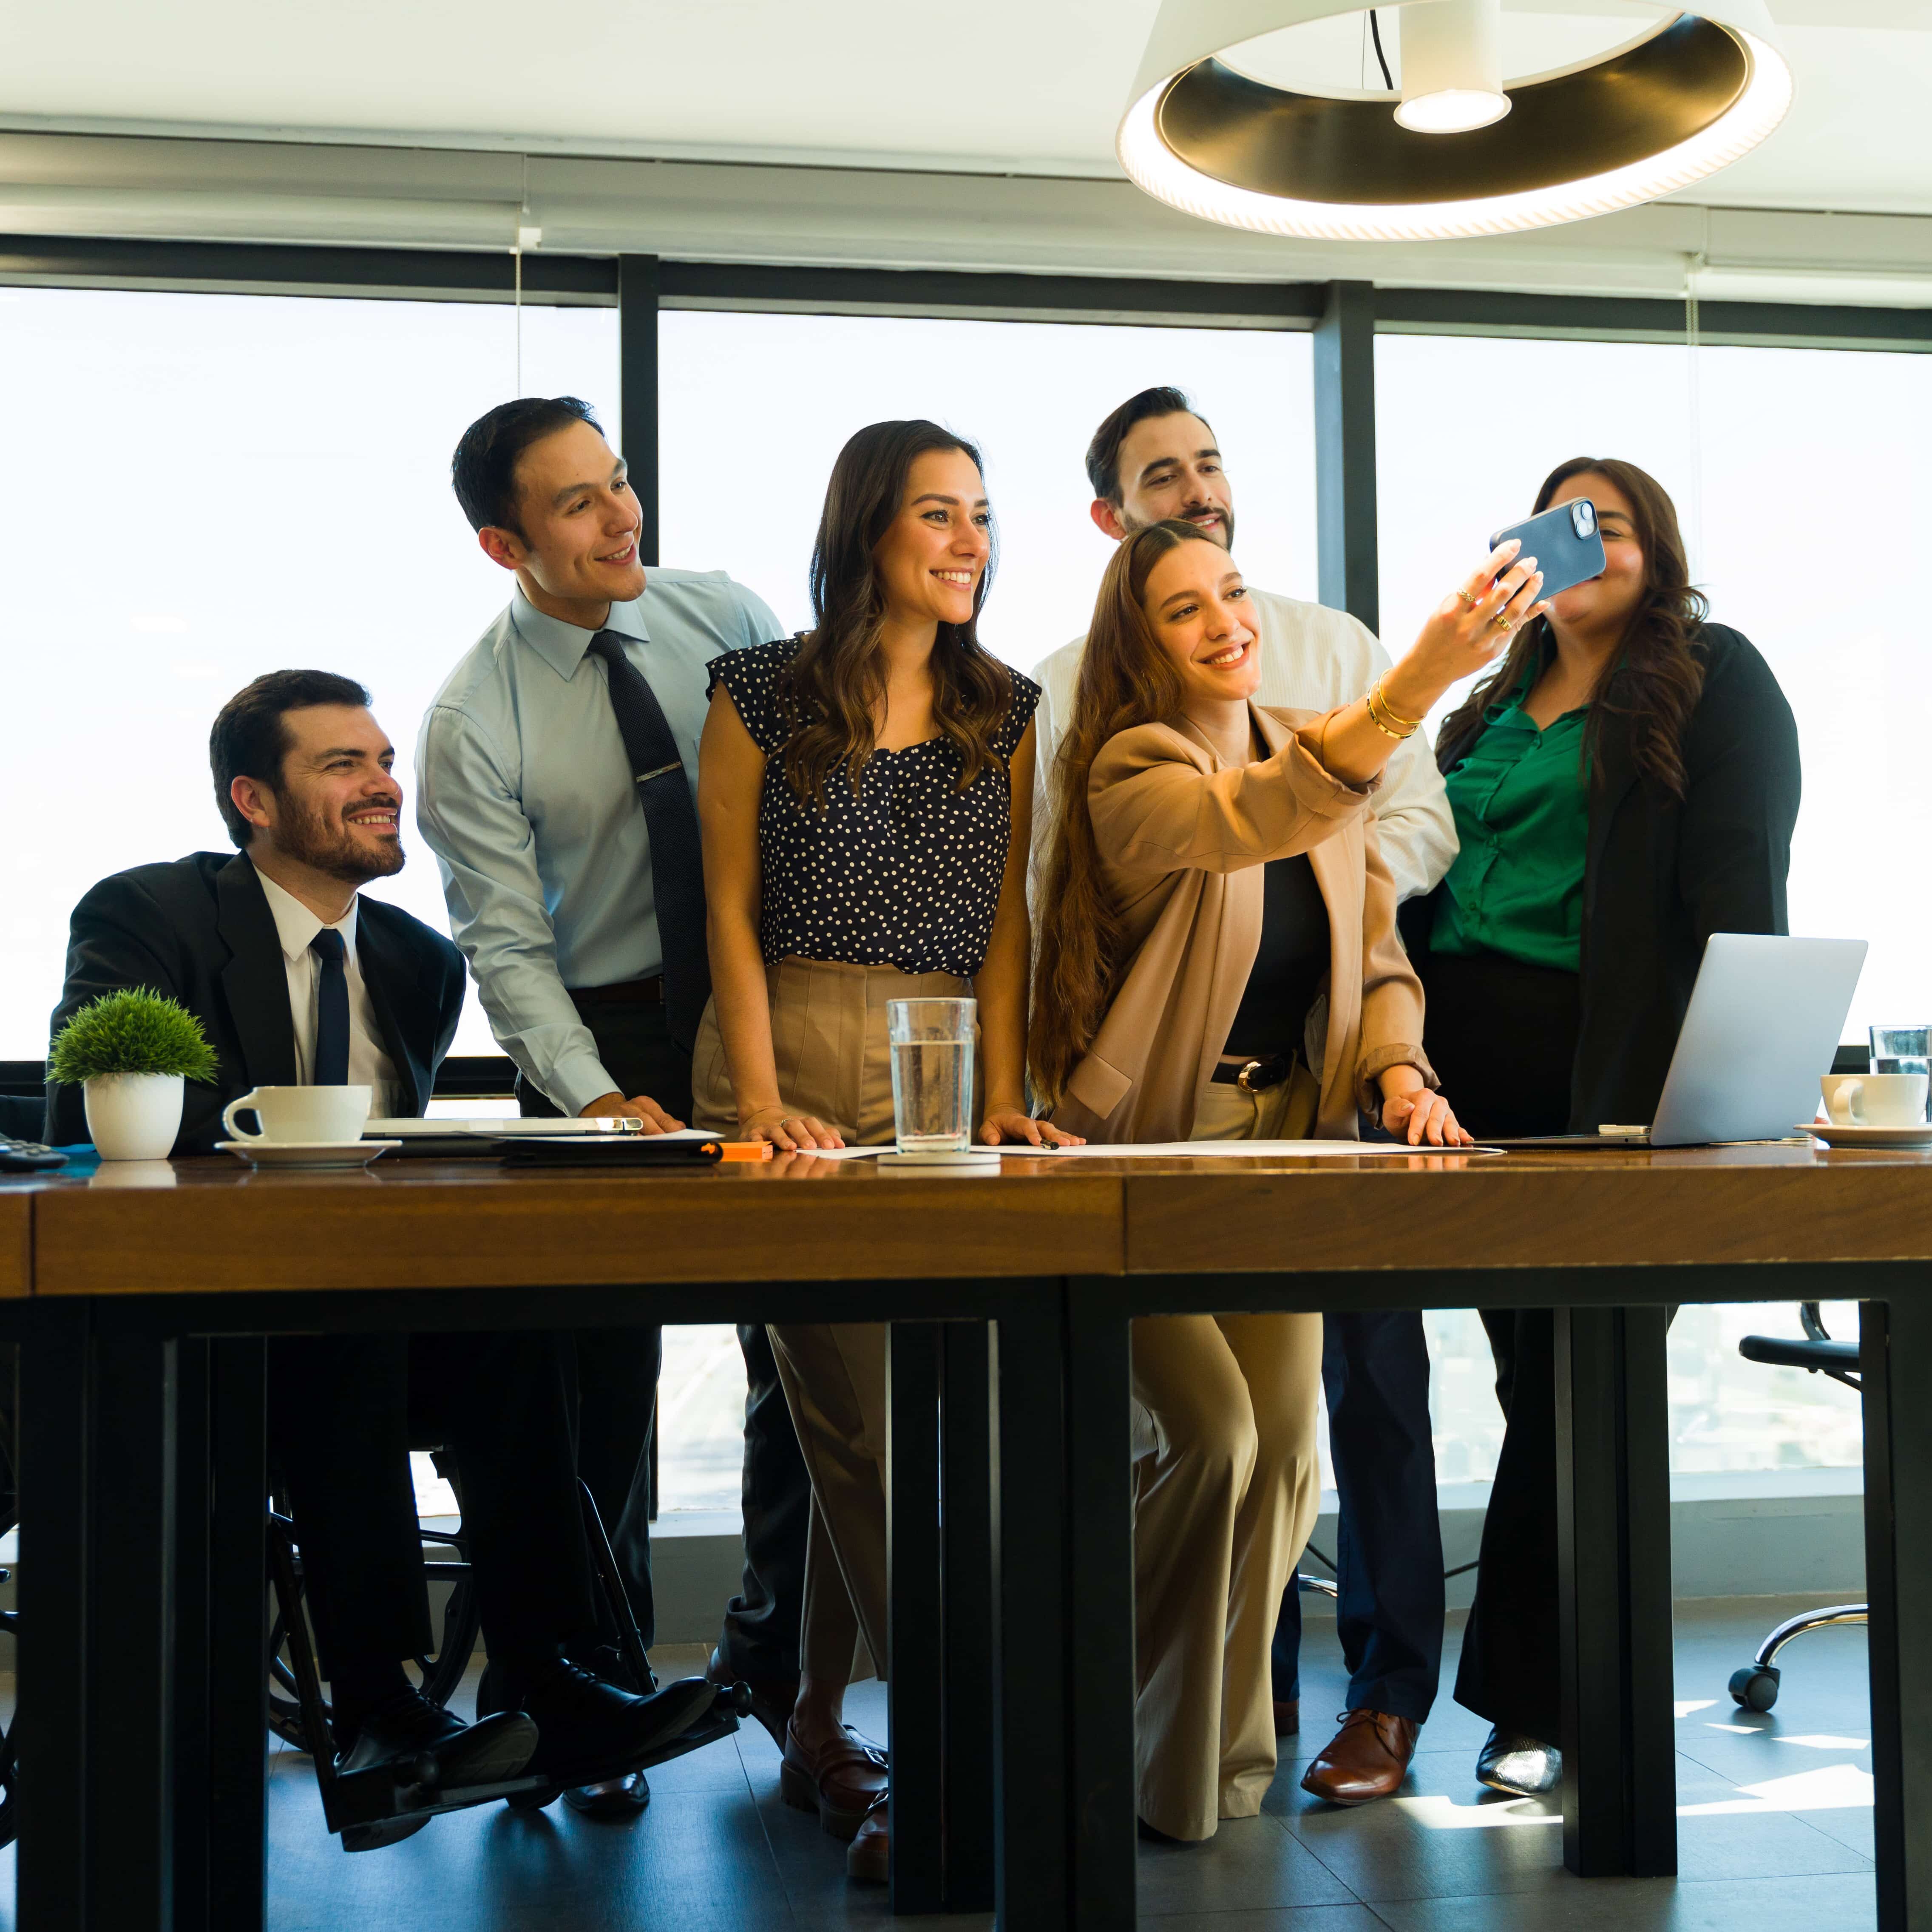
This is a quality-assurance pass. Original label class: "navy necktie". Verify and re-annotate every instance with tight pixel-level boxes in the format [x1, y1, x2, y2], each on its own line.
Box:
[586, 631, 710, 1052]
[309, 928, 351, 1085]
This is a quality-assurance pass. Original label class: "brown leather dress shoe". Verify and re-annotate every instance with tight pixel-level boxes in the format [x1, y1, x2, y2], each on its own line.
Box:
[779, 1721, 889, 1841]
[1299, 1709, 1420, 1806]
[1274, 1698, 1299, 1736]
[847, 1799, 888, 1883]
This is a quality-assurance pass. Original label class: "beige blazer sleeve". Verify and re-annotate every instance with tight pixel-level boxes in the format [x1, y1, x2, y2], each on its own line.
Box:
[1088, 708, 1375, 881]
[1351, 809, 1435, 1112]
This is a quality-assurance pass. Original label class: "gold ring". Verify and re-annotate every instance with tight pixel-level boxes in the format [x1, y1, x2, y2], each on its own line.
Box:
[1456, 587, 1479, 608]
[1491, 608, 1512, 630]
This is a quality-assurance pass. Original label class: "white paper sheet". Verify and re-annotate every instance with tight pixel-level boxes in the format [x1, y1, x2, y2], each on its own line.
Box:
[1010, 1138, 1502, 1159]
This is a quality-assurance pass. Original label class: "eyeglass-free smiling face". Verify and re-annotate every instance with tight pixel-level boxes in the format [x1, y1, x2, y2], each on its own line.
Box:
[871, 446, 991, 630]
[1142, 536, 1260, 710]
[231, 704, 406, 886]
[1543, 471, 1645, 639]
[478, 418, 648, 623]
[1096, 411, 1236, 550]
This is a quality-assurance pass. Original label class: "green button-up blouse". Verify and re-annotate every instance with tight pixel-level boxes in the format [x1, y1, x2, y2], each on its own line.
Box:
[1430, 691, 1591, 973]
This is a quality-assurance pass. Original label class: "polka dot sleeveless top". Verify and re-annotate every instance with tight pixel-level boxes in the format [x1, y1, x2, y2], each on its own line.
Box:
[708, 637, 1040, 976]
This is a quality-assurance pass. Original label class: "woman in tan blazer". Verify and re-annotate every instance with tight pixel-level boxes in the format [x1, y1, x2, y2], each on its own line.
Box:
[1031, 517, 1547, 1841]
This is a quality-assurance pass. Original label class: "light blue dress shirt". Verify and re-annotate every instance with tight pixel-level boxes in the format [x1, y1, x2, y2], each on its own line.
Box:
[416, 570, 781, 1115]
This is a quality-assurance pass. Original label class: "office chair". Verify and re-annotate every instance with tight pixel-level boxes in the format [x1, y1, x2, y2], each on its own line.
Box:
[268, 1472, 749, 1850]
[1726, 1302, 1866, 1712]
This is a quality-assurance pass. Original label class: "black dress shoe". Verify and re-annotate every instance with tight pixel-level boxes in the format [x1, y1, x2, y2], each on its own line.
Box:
[562, 1770, 651, 1819]
[1475, 1725, 1562, 1796]
[335, 1690, 538, 1794]
[484, 1661, 718, 1787]
[708, 1645, 796, 1750]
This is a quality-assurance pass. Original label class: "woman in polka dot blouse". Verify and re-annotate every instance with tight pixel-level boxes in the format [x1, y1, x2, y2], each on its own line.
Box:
[692, 418, 1081, 1885]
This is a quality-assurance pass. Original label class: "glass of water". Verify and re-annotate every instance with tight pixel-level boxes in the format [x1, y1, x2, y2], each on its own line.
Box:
[1870, 1024, 1932, 1076]
[886, 998, 976, 1154]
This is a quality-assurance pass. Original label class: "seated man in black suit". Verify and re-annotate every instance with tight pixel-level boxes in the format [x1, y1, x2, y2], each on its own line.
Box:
[48, 669, 715, 1829]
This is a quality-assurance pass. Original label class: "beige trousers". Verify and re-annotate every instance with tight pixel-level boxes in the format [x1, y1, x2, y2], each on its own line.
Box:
[1130, 1064, 1325, 1840]
[693, 956, 972, 1683]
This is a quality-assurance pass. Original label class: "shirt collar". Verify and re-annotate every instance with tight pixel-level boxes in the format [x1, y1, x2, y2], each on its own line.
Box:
[253, 864, 359, 966]
[508, 584, 651, 682]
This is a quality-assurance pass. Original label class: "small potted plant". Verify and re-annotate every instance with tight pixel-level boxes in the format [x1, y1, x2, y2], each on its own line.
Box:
[47, 989, 220, 1160]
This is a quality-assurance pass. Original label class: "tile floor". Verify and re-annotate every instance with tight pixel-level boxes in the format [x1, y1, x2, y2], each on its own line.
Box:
[0, 1595, 1878, 1930]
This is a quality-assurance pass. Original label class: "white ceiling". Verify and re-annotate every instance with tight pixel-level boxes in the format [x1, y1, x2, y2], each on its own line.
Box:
[0, 1, 1928, 215]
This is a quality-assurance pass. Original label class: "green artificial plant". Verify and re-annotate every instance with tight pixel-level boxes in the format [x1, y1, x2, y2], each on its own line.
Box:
[47, 988, 220, 1085]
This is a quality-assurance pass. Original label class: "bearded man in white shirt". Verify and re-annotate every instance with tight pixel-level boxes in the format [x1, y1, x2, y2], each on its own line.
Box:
[1032, 387, 1458, 1809]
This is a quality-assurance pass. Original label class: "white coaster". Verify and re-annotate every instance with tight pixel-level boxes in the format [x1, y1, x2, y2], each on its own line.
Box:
[874, 1148, 1003, 1172]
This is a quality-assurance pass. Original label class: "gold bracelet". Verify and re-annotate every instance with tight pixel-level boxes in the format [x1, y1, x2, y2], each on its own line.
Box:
[1371, 678, 1424, 731]
[1366, 681, 1419, 741]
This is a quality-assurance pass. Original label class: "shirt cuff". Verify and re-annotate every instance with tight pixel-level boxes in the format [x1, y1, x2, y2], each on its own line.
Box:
[546, 1049, 622, 1119]
[1356, 1044, 1436, 1115]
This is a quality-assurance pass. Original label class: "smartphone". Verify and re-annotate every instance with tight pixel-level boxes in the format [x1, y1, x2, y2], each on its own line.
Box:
[1487, 498, 1606, 602]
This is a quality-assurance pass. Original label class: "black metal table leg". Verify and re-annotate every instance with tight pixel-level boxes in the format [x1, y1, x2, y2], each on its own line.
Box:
[1862, 1293, 1932, 1932]
[1555, 1304, 1676, 1878]
[940, 1322, 995, 1912]
[1064, 1279, 1136, 1930]
[171, 1340, 213, 1929]
[85, 1319, 179, 1930]
[990, 1289, 1069, 1930]
[207, 1338, 268, 1932]
[887, 1322, 945, 1914]
[16, 1299, 91, 1932]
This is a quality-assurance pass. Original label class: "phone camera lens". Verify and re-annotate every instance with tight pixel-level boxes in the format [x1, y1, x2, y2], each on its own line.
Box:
[1572, 500, 1596, 537]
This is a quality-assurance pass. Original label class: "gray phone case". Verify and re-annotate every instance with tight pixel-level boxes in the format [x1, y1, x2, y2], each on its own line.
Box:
[1489, 498, 1607, 601]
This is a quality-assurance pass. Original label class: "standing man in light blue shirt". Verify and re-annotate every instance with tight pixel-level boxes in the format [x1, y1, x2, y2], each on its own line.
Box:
[418, 396, 813, 1808]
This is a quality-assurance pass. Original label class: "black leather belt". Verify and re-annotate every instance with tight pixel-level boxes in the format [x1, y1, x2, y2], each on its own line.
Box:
[567, 976, 664, 1009]
[1211, 1053, 1294, 1093]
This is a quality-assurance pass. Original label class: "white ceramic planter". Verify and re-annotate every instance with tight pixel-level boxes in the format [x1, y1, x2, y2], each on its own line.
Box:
[83, 1072, 184, 1161]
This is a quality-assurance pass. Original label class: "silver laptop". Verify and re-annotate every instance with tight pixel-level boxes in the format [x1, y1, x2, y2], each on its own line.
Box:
[1491, 933, 1867, 1149]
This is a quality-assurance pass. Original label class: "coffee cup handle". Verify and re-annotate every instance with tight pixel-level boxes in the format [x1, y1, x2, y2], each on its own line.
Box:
[222, 1089, 266, 1141]
[1829, 1080, 1863, 1126]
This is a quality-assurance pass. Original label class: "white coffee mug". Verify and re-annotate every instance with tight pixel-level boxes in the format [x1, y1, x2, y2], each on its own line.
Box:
[221, 1084, 372, 1145]
[1821, 1072, 1929, 1128]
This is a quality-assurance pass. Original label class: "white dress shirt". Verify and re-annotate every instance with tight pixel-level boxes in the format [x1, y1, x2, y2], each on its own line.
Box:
[255, 868, 403, 1116]
[1030, 585, 1458, 908]
[415, 570, 780, 1115]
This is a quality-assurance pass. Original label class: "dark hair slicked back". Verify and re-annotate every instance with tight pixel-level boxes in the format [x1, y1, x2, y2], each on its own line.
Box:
[210, 669, 372, 849]
[451, 395, 604, 539]
[1084, 386, 1210, 505]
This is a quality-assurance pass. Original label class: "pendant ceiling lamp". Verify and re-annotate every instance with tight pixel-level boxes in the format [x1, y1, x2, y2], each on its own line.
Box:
[1118, 0, 1793, 243]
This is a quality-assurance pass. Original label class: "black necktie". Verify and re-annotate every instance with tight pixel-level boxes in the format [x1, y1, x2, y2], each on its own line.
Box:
[309, 928, 351, 1085]
[586, 631, 710, 1052]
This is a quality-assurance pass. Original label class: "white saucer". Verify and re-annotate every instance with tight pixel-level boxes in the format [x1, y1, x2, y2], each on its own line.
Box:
[217, 1139, 401, 1168]
[1799, 1121, 1932, 1149]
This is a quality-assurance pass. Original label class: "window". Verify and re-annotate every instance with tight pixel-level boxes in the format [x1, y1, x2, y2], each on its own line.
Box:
[659, 308, 1318, 676]
[0, 284, 619, 1059]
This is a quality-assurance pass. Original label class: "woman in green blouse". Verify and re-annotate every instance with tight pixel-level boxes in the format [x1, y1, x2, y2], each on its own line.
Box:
[1400, 457, 1801, 1798]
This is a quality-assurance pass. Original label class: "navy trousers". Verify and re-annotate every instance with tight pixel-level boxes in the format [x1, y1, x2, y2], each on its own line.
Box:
[1271, 1308, 1445, 1724]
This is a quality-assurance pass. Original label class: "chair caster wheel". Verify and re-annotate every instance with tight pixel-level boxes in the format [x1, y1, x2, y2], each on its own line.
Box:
[1728, 1665, 1780, 1712]
[505, 1781, 562, 1812]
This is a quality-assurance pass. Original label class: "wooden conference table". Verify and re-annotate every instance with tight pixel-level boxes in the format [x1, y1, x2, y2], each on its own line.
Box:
[2, 1140, 1930, 1932]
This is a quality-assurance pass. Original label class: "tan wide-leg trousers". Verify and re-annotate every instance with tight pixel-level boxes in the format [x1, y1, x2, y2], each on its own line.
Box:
[1130, 1067, 1325, 1841]
[693, 956, 973, 1684]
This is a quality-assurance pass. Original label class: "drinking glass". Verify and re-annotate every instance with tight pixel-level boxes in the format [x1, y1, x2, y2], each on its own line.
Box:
[886, 998, 976, 1154]
[1869, 1024, 1932, 1077]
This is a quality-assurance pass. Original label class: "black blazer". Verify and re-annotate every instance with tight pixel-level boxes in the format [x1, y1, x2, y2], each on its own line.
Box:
[1400, 623, 1802, 1132]
[45, 851, 466, 1154]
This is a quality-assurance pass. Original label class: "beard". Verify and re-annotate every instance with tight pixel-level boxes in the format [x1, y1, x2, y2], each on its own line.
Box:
[273, 791, 406, 886]
[1123, 500, 1235, 551]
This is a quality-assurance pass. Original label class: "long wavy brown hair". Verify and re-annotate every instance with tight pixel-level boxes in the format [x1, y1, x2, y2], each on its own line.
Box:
[1029, 520, 1207, 1107]
[1437, 456, 1709, 798]
[777, 419, 1013, 806]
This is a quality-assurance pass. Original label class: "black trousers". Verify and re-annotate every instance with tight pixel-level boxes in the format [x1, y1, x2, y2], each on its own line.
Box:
[523, 998, 813, 1686]
[1271, 1308, 1445, 1722]
[1419, 947, 1580, 1743]
[269, 1330, 600, 1677]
